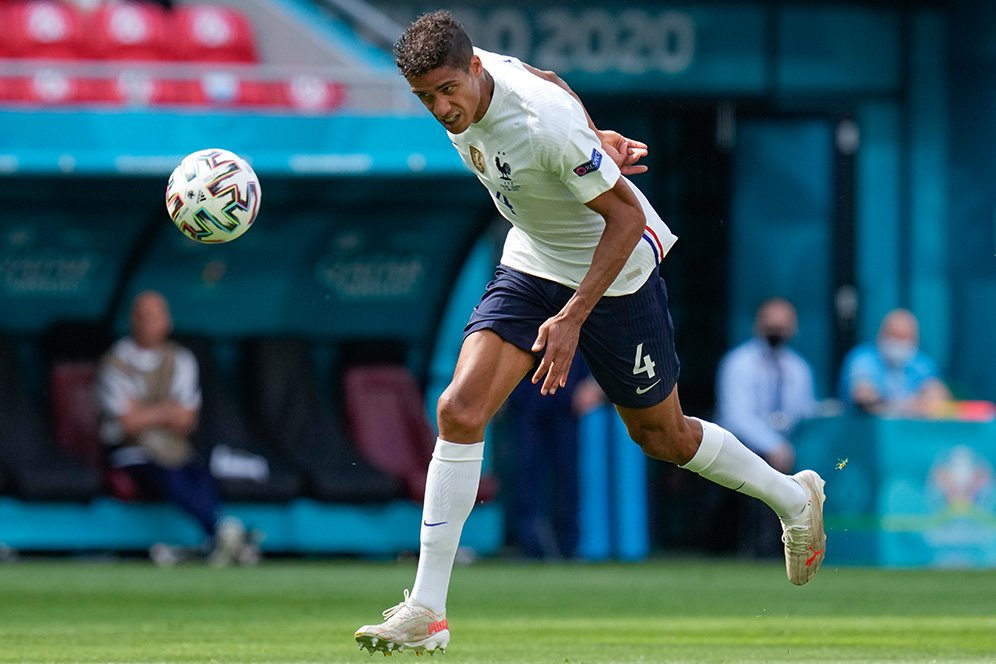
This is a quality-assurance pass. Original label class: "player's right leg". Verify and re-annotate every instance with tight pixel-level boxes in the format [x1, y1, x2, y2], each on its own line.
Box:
[355, 329, 535, 655]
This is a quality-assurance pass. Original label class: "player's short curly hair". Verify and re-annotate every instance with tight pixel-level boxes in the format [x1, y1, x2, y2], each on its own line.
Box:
[394, 10, 473, 80]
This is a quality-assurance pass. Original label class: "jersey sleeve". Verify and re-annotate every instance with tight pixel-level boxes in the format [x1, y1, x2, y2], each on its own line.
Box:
[541, 106, 620, 204]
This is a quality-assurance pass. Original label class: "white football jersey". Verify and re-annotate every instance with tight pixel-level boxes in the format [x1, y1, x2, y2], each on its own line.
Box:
[447, 48, 677, 296]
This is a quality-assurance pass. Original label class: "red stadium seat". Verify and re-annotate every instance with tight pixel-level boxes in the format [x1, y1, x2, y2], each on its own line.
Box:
[86, 0, 172, 61]
[49, 360, 102, 470]
[172, 4, 258, 63]
[82, 76, 126, 105]
[234, 78, 289, 108]
[106, 73, 210, 108]
[0, 76, 31, 103]
[285, 75, 347, 113]
[1, 0, 87, 59]
[344, 365, 433, 501]
[48, 359, 145, 500]
[0, 4, 11, 57]
[0, 69, 84, 104]
[149, 77, 208, 105]
[343, 365, 498, 502]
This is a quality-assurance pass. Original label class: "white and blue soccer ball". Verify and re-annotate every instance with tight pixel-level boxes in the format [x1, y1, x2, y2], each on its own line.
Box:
[166, 148, 261, 243]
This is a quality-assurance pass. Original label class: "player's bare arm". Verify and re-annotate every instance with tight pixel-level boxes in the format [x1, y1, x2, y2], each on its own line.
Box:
[522, 62, 648, 175]
[531, 178, 646, 395]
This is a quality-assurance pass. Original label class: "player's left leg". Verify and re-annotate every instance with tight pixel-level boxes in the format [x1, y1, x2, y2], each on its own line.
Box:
[615, 390, 826, 585]
[578, 272, 824, 584]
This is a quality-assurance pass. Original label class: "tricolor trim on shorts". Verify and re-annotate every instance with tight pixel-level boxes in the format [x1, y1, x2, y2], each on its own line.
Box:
[641, 226, 665, 264]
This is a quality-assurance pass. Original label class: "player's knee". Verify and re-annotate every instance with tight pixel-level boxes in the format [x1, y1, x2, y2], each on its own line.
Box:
[436, 389, 488, 440]
[627, 420, 698, 465]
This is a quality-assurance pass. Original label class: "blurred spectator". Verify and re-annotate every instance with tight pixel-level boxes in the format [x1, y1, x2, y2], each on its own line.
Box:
[502, 353, 598, 559]
[97, 290, 252, 565]
[715, 297, 817, 557]
[838, 308, 952, 418]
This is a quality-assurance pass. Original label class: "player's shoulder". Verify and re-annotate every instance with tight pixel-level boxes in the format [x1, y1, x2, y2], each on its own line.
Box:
[474, 47, 524, 72]
[478, 48, 577, 116]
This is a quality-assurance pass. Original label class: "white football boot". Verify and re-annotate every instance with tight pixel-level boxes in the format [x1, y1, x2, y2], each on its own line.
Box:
[781, 469, 827, 585]
[355, 590, 449, 656]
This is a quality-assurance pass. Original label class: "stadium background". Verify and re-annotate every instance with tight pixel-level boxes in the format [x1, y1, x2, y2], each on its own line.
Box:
[0, 0, 994, 568]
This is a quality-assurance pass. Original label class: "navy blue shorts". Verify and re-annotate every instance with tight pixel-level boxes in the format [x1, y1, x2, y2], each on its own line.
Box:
[464, 265, 680, 408]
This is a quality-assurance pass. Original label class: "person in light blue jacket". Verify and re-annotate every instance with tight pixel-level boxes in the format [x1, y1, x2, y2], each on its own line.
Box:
[839, 308, 951, 418]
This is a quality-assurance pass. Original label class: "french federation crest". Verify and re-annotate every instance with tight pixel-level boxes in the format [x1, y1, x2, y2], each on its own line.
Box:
[469, 146, 486, 173]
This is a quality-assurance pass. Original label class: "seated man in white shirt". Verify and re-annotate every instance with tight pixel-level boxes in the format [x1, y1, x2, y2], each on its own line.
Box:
[97, 290, 248, 565]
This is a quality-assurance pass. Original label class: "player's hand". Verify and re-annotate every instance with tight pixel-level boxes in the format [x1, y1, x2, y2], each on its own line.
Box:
[598, 129, 649, 175]
[530, 314, 581, 396]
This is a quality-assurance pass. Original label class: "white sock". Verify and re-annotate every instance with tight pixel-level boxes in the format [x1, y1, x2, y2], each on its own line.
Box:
[409, 438, 483, 614]
[681, 418, 808, 522]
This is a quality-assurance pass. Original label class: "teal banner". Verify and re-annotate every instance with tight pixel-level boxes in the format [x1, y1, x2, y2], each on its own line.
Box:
[121, 178, 489, 353]
[797, 416, 996, 568]
[384, 1, 766, 93]
[0, 178, 155, 330]
[0, 175, 489, 363]
[378, 2, 904, 95]
[0, 111, 464, 176]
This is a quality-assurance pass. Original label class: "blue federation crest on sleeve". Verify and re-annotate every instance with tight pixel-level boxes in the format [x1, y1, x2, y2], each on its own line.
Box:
[573, 148, 603, 176]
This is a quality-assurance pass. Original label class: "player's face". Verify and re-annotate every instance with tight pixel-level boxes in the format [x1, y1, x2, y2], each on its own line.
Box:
[407, 56, 487, 134]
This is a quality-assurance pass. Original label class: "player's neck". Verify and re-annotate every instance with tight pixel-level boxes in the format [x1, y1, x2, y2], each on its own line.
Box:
[473, 69, 495, 123]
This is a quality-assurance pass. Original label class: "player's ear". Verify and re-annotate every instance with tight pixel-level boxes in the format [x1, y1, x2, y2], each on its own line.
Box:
[469, 54, 482, 76]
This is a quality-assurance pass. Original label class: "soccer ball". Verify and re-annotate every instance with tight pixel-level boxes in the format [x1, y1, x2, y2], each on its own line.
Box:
[165, 148, 261, 243]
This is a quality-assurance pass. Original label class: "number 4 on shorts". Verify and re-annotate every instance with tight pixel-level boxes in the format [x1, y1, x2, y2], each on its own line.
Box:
[632, 343, 656, 379]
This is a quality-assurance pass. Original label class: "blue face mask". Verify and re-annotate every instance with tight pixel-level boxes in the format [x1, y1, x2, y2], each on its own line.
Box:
[879, 339, 916, 367]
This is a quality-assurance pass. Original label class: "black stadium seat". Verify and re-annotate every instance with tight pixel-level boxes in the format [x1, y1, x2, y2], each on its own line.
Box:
[178, 335, 303, 502]
[240, 337, 401, 503]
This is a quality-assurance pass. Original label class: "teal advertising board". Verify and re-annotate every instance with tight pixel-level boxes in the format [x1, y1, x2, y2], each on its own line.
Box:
[376, 1, 902, 96]
[797, 416, 996, 568]
[0, 175, 492, 380]
[0, 111, 464, 176]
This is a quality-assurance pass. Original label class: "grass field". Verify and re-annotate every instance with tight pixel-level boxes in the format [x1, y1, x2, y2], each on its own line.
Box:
[0, 557, 993, 663]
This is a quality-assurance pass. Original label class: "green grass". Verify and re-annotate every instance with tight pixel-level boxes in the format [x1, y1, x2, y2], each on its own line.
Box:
[0, 558, 993, 663]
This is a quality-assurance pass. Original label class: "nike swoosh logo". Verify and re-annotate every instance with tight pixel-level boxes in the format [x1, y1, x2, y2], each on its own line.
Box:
[635, 379, 662, 395]
[423, 520, 448, 527]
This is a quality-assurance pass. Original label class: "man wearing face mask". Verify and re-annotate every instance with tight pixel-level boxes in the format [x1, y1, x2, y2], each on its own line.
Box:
[839, 308, 951, 417]
[715, 298, 818, 557]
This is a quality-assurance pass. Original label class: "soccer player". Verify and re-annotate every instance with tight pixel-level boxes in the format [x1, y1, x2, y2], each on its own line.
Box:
[355, 10, 826, 655]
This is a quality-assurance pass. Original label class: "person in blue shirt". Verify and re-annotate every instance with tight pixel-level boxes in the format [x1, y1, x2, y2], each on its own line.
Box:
[717, 298, 817, 474]
[839, 308, 951, 417]
[716, 298, 817, 557]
